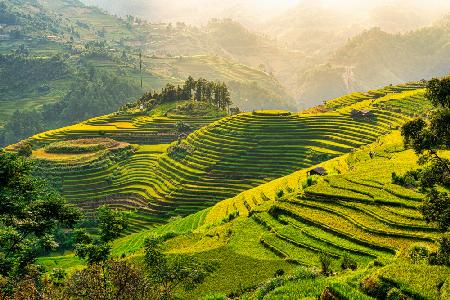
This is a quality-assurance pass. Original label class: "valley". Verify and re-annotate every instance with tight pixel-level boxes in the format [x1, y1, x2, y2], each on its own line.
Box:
[1, 1, 450, 299]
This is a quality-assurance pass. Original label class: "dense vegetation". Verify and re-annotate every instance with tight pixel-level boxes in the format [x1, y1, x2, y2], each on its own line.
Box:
[1, 64, 142, 146]
[10, 82, 423, 230]
[3, 76, 450, 299]
[2, 0, 450, 298]
[134, 76, 232, 111]
[0, 0, 291, 148]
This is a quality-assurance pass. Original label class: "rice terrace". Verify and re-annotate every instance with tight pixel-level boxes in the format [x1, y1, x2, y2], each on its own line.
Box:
[1, 0, 450, 299]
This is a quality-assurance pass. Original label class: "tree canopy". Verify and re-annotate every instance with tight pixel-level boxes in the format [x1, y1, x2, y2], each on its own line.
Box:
[401, 76, 450, 232]
[0, 150, 81, 290]
[136, 76, 232, 111]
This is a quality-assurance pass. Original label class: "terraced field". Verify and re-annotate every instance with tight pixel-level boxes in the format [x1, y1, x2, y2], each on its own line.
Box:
[18, 83, 430, 230]
[79, 131, 446, 299]
[194, 132, 440, 267]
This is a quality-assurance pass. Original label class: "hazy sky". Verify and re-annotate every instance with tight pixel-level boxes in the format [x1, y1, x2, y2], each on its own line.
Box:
[82, 0, 450, 28]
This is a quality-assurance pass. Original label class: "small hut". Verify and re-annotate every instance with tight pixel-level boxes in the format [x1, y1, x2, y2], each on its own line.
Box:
[351, 109, 374, 119]
[307, 167, 327, 176]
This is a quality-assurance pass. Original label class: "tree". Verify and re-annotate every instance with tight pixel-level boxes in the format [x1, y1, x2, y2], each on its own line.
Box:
[97, 205, 129, 243]
[75, 205, 129, 265]
[175, 121, 191, 135]
[16, 141, 32, 157]
[184, 76, 196, 100]
[0, 150, 81, 293]
[400, 76, 450, 262]
[144, 236, 217, 299]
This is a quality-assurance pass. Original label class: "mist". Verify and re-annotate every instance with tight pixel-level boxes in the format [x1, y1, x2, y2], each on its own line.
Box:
[81, 0, 450, 31]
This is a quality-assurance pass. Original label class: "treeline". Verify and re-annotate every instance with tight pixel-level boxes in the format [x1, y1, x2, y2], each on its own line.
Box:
[135, 76, 232, 110]
[1, 69, 141, 146]
[0, 53, 69, 89]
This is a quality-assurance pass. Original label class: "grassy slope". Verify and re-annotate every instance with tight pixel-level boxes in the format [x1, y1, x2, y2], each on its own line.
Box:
[35, 81, 448, 298]
[38, 131, 450, 299]
[0, 0, 291, 124]
[17, 83, 425, 231]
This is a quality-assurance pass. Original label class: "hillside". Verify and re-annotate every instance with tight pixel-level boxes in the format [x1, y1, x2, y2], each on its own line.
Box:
[6, 82, 428, 231]
[295, 16, 450, 106]
[0, 0, 292, 145]
[39, 128, 449, 299]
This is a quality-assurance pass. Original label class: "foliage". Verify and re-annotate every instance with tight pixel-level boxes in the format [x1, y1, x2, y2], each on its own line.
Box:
[425, 77, 450, 109]
[421, 189, 450, 232]
[400, 76, 450, 232]
[319, 252, 333, 276]
[391, 170, 421, 188]
[175, 121, 191, 134]
[137, 76, 232, 111]
[340, 253, 357, 270]
[2, 69, 141, 146]
[167, 142, 193, 160]
[16, 141, 32, 157]
[59, 260, 154, 300]
[0, 150, 81, 295]
[97, 205, 130, 243]
[407, 244, 429, 264]
[75, 205, 129, 265]
[144, 236, 217, 299]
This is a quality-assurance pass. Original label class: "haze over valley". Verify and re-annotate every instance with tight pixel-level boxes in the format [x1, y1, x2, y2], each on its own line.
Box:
[1, 1, 450, 299]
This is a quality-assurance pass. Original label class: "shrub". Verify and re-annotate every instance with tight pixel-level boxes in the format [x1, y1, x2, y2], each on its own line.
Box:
[386, 287, 409, 300]
[275, 188, 284, 200]
[392, 170, 420, 188]
[319, 252, 333, 276]
[340, 253, 357, 270]
[430, 234, 450, 266]
[319, 287, 339, 300]
[408, 244, 429, 264]
[360, 276, 390, 298]
[167, 142, 193, 160]
[303, 176, 317, 188]
[17, 141, 32, 157]
[221, 210, 239, 224]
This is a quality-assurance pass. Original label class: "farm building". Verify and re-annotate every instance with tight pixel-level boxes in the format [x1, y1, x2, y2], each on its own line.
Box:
[307, 166, 327, 176]
[351, 109, 374, 119]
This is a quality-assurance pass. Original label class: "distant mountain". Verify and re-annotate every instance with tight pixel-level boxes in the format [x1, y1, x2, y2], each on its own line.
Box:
[264, 2, 365, 58]
[80, 0, 296, 26]
[295, 15, 450, 106]
[0, 0, 296, 146]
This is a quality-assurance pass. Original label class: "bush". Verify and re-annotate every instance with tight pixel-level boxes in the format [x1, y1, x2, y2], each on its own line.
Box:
[360, 276, 390, 298]
[319, 252, 333, 276]
[340, 253, 357, 270]
[275, 188, 284, 200]
[319, 287, 339, 300]
[17, 141, 32, 157]
[386, 287, 409, 300]
[408, 244, 429, 264]
[274, 269, 285, 277]
[392, 170, 420, 188]
[303, 176, 317, 188]
[221, 210, 239, 224]
[167, 142, 193, 160]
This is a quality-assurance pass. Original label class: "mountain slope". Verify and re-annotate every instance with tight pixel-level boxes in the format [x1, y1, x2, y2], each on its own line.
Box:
[7, 82, 428, 230]
[0, 0, 293, 146]
[296, 16, 450, 106]
[39, 129, 449, 299]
